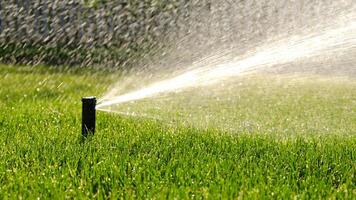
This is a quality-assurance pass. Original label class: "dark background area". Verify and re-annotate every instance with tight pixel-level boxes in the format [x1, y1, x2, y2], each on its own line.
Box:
[0, 0, 209, 68]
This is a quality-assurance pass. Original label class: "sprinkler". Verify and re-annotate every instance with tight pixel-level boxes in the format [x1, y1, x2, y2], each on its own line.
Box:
[82, 97, 96, 137]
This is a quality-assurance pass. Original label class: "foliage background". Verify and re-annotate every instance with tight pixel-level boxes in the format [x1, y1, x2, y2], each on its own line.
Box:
[0, 0, 208, 68]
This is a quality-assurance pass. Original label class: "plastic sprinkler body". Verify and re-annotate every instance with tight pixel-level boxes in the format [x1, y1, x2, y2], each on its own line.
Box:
[82, 97, 96, 137]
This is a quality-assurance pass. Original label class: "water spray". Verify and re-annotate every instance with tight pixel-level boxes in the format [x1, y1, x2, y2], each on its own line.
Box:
[97, 17, 356, 110]
[82, 97, 96, 137]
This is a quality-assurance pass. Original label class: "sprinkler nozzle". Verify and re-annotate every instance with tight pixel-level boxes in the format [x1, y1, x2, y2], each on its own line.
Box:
[82, 97, 96, 137]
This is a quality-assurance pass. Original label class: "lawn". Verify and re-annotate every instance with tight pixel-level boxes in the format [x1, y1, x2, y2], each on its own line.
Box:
[0, 64, 355, 199]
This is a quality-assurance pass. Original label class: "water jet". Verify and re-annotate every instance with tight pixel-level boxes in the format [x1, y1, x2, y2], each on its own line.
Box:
[82, 97, 96, 137]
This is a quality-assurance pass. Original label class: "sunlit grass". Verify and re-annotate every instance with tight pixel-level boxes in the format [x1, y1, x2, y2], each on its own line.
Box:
[0, 64, 355, 199]
[107, 73, 356, 138]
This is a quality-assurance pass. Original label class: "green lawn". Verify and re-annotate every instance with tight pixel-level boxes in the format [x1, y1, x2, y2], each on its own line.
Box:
[0, 64, 355, 199]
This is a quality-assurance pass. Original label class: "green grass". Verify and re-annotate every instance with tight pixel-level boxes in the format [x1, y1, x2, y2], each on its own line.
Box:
[0, 64, 355, 199]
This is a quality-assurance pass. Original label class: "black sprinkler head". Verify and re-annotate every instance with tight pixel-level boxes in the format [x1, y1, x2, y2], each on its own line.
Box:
[82, 97, 96, 137]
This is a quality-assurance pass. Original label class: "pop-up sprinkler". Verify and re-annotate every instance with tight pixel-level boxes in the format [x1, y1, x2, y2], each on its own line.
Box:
[82, 97, 96, 137]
